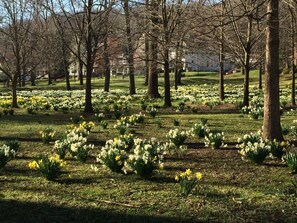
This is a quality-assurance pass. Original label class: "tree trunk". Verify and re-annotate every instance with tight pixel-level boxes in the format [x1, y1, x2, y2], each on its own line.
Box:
[11, 75, 18, 108]
[18, 72, 22, 87]
[123, 0, 136, 95]
[31, 71, 36, 86]
[147, 0, 160, 98]
[84, 0, 94, 113]
[65, 69, 71, 91]
[290, 7, 296, 106]
[174, 41, 183, 89]
[48, 72, 52, 85]
[259, 61, 263, 90]
[164, 49, 171, 107]
[62, 42, 71, 91]
[243, 17, 252, 107]
[77, 44, 84, 85]
[219, 0, 225, 101]
[78, 60, 84, 85]
[263, 0, 283, 141]
[103, 33, 110, 92]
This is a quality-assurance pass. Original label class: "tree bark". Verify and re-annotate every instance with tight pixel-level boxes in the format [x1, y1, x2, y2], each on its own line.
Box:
[48, 72, 52, 85]
[84, 0, 94, 113]
[164, 48, 171, 107]
[12, 75, 18, 108]
[78, 60, 84, 85]
[263, 0, 283, 140]
[243, 16, 252, 107]
[219, 0, 225, 101]
[290, 7, 296, 106]
[147, 0, 160, 98]
[31, 72, 36, 86]
[259, 61, 263, 90]
[103, 33, 110, 92]
[123, 0, 136, 95]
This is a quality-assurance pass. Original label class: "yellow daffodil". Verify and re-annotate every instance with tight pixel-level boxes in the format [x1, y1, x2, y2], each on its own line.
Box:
[28, 161, 39, 169]
[185, 168, 192, 175]
[196, 172, 203, 180]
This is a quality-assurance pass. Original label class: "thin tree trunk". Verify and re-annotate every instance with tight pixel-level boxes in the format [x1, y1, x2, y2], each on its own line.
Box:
[78, 44, 84, 85]
[259, 61, 263, 89]
[48, 72, 52, 85]
[147, 0, 160, 98]
[84, 0, 94, 113]
[290, 7, 296, 106]
[219, 0, 225, 101]
[22, 64, 26, 87]
[12, 75, 18, 108]
[62, 41, 71, 91]
[164, 49, 171, 107]
[123, 0, 136, 95]
[263, 0, 283, 140]
[243, 17, 252, 107]
[103, 33, 110, 92]
[31, 72, 36, 86]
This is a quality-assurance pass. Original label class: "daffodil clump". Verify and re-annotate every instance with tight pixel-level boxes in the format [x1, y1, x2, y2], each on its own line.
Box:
[114, 117, 130, 135]
[239, 141, 270, 164]
[65, 126, 93, 162]
[0, 144, 17, 169]
[128, 112, 145, 124]
[146, 107, 158, 118]
[40, 127, 56, 144]
[237, 131, 262, 149]
[80, 121, 95, 132]
[124, 138, 165, 179]
[28, 155, 66, 181]
[95, 113, 105, 122]
[283, 152, 297, 173]
[269, 140, 290, 159]
[248, 107, 264, 120]
[167, 128, 192, 147]
[175, 169, 203, 197]
[204, 132, 226, 149]
[97, 137, 129, 173]
[191, 123, 209, 138]
[53, 139, 69, 159]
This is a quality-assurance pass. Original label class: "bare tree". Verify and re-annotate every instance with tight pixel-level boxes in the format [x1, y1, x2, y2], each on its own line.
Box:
[224, 0, 266, 107]
[45, 0, 114, 113]
[0, 0, 34, 107]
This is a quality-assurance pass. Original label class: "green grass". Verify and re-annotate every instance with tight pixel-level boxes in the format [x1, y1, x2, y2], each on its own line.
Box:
[0, 71, 297, 222]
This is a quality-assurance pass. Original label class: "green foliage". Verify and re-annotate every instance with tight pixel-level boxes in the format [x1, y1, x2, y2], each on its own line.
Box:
[28, 155, 66, 181]
[284, 153, 297, 173]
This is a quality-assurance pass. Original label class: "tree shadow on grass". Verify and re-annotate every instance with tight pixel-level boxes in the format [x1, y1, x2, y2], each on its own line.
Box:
[0, 199, 205, 223]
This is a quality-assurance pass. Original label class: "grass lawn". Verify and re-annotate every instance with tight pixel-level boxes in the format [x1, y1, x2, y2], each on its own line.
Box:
[0, 71, 297, 222]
